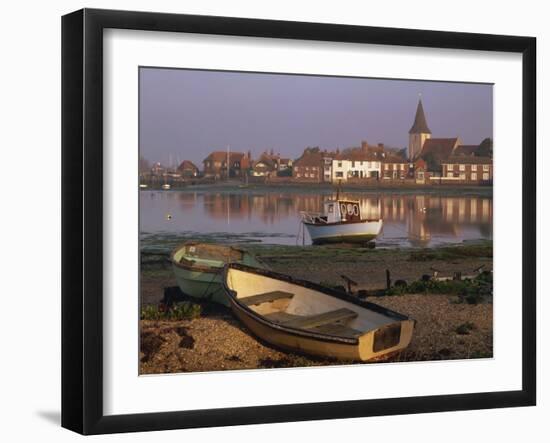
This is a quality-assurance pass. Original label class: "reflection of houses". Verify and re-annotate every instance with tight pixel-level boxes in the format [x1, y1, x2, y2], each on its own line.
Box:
[203, 151, 251, 179]
[176, 160, 199, 178]
[191, 190, 492, 246]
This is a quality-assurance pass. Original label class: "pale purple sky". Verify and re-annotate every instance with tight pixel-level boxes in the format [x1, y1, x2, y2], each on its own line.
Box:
[139, 67, 493, 166]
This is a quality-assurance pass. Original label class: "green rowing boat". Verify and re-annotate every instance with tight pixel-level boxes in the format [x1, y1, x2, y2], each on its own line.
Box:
[170, 242, 265, 306]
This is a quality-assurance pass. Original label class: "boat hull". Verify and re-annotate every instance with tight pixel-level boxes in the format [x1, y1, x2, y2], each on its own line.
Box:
[224, 264, 415, 361]
[172, 265, 228, 306]
[171, 242, 265, 307]
[304, 219, 383, 245]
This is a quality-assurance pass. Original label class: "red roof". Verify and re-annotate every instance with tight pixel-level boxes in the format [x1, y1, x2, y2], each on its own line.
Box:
[454, 145, 479, 156]
[446, 156, 492, 165]
[381, 154, 408, 164]
[294, 151, 324, 167]
[419, 137, 459, 161]
[177, 160, 198, 171]
[203, 151, 250, 168]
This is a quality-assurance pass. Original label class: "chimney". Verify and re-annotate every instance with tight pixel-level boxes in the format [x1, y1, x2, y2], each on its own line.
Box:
[361, 140, 369, 152]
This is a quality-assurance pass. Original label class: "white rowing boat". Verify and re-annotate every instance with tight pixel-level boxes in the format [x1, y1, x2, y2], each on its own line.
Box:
[223, 263, 414, 361]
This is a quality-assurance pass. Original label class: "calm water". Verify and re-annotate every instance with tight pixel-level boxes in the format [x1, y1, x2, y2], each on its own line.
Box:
[140, 188, 492, 248]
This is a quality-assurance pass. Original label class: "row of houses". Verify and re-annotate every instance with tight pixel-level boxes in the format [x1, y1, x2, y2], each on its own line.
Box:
[291, 99, 493, 184]
[145, 99, 493, 185]
[148, 149, 293, 180]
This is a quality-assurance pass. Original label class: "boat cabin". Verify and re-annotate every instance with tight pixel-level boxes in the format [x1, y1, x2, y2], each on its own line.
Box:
[318, 199, 362, 224]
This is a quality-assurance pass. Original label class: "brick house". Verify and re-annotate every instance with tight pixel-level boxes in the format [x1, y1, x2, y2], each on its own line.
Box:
[252, 151, 294, 177]
[442, 156, 493, 182]
[293, 151, 324, 182]
[176, 160, 199, 178]
[203, 151, 251, 178]
[381, 154, 413, 179]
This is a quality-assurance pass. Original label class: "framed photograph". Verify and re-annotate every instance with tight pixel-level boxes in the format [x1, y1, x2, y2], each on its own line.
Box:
[62, 8, 536, 435]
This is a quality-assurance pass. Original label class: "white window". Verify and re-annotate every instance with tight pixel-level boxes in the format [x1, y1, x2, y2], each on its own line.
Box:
[483, 173, 489, 180]
[459, 173, 466, 180]
[384, 164, 389, 170]
[471, 173, 477, 181]
[459, 164, 466, 171]
[447, 172, 453, 178]
[305, 166, 309, 171]
[483, 164, 490, 171]
[296, 173, 301, 178]
[471, 164, 477, 171]
[336, 171, 343, 178]
[400, 164, 405, 170]
[338, 161, 342, 167]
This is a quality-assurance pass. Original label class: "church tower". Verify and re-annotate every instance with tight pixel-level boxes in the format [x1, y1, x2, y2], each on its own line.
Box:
[408, 99, 432, 160]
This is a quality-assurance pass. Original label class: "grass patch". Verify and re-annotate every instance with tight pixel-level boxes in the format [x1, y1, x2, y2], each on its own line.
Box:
[408, 243, 492, 262]
[141, 302, 202, 321]
[383, 271, 492, 303]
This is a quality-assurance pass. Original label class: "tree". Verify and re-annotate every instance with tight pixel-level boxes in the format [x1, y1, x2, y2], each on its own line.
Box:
[139, 156, 151, 173]
[396, 147, 408, 159]
[422, 152, 440, 172]
[476, 138, 493, 158]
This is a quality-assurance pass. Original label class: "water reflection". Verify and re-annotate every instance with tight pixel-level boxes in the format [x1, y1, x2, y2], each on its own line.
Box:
[140, 190, 492, 247]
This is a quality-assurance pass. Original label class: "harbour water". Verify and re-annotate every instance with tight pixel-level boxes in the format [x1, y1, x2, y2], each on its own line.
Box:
[140, 187, 492, 249]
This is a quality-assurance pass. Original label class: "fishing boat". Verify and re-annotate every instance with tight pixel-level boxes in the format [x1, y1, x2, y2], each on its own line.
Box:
[223, 263, 415, 361]
[171, 242, 266, 306]
[301, 199, 383, 245]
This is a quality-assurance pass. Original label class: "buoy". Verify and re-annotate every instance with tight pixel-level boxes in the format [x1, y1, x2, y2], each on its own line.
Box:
[165, 214, 172, 220]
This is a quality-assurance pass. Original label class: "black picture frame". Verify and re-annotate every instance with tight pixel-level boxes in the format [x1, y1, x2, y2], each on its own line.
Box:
[61, 8, 536, 435]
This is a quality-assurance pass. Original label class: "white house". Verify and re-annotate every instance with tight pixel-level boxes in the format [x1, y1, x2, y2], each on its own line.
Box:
[331, 152, 381, 182]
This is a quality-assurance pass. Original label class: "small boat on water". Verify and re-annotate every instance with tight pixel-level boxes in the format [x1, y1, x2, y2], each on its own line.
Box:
[171, 242, 266, 306]
[161, 183, 171, 190]
[301, 199, 382, 245]
[223, 263, 415, 361]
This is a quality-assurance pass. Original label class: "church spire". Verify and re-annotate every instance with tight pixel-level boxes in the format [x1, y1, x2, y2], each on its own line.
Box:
[409, 99, 431, 134]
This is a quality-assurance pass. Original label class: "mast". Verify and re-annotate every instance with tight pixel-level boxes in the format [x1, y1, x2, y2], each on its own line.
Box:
[227, 144, 230, 181]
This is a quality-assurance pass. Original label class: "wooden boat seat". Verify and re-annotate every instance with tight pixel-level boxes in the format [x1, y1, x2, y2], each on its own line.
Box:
[310, 323, 363, 338]
[282, 308, 358, 329]
[239, 291, 294, 306]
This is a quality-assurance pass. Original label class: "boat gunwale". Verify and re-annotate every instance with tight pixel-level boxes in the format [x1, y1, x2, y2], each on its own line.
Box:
[302, 218, 382, 227]
[170, 241, 251, 274]
[222, 263, 413, 346]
